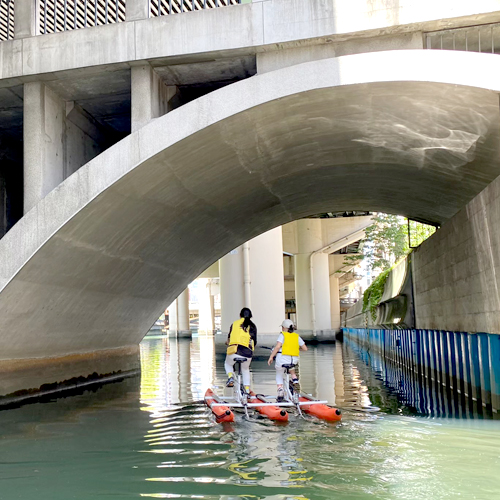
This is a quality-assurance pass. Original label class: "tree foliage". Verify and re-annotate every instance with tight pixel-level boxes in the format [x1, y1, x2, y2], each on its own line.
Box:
[364, 213, 436, 274]
[364, 214, 408, 273]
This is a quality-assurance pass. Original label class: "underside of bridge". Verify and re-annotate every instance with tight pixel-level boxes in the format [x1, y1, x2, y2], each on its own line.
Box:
[1, 50, 500, 398]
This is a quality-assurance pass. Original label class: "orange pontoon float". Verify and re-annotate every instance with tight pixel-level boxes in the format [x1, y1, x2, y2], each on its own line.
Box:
[298, 395, 342, 422]
[204, 388, 234, 423]
[248, 391, 289, 422]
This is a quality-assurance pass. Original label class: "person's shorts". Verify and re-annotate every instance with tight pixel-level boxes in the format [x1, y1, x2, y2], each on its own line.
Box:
[275, 353, 299, 368]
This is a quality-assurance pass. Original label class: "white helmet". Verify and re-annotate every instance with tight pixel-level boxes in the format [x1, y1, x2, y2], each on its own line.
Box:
[281, 319, 294, 330]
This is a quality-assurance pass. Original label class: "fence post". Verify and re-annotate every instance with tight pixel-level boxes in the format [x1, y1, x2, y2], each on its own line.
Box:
[14, 0, 40, 38]
[127, 0, 150, 21]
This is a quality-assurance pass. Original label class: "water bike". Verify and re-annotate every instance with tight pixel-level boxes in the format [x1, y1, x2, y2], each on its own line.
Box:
[204, 354, 341, 423]
[205, 357, 289, 423]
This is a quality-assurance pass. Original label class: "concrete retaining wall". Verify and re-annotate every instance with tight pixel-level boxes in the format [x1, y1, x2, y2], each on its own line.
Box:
[413, 173, 500, 334]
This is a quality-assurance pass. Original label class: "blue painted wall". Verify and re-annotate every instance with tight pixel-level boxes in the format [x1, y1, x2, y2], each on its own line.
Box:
[343, 327, 500, 417]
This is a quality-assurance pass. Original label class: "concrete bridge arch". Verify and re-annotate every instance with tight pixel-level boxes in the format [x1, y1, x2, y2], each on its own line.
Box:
[1, 49, 500, 390]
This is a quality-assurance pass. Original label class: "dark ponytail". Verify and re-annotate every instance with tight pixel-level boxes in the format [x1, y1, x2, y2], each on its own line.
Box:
[288, 325, 295, 333]
[240, 307, 254, 331]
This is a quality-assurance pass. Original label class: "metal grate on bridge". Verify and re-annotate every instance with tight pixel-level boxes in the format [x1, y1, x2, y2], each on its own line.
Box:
[0, 0, 14, 41]
[150, 0, 241, 17]
[39, 0, 126, 34]
[426, 23, 500, 54]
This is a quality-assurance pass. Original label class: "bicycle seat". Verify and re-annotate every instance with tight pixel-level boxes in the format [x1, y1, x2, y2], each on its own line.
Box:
[233, 357, 247, 363]
[281, 363, 297, 370]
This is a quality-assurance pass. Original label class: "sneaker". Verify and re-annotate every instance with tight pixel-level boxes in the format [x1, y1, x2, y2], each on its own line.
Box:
[276, 387, 285, 403]
[226, 377, 234, 388]
[292, 379, 301, 392]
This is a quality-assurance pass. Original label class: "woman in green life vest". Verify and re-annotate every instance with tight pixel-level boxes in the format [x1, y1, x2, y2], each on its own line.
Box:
[224, 307, 257, 393]
[267, 319, 307, 402]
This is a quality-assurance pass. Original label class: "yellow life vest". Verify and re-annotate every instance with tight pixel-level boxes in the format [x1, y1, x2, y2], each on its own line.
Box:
[281, 330, 300, 356]
[227, 318, 254, 354]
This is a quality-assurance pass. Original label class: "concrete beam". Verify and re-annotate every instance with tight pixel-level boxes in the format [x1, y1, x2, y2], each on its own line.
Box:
[198, 261, 220, 279]
[330, 254, 361, 277]
[257, 32, 424, 74]
[0, 0, 500, 84]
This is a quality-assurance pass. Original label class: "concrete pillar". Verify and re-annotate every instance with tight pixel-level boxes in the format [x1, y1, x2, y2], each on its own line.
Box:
[15, 0, 39, 39]
[167, 300, 177, 335]
[126, 0, 150, 21]
[131, 64, 178, 132]
[209, 283, 216, 332]
[330, 275, 341, 331]
[23, 82, 65, 213]
[220, 249, 245, 334]
[177, 288, 191, 337]
[199, 278, 215, 334]
[249, 227, 285, 337]
[23, 82, 108, 213]
[295, 219, 331, 335]
[220, 227, 285, 340]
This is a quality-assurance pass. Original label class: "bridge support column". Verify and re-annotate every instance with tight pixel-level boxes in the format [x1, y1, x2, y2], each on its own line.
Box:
[220, 246, 245, 335]
[23, 82, 110, 212]
[131, 64, 178, 132]
[330, 275, 341, 332]
[295, 219, 331, 338]
[167, 300, 178, 336]
[220, 227, 285, 344]
[177, 288, 191, 338]
[23, 82, 65, 213]
[199, 278, 216, 334]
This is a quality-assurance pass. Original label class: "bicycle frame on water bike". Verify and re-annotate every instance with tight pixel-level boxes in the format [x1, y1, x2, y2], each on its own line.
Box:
[221, 357, 293, 419]
[232, 357, 250, 416]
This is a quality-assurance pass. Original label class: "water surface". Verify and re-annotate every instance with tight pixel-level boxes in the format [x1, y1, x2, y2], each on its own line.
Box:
[1, 336, 499, 499]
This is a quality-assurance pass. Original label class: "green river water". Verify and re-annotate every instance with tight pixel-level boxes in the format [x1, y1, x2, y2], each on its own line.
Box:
[1, 336, 499, 499]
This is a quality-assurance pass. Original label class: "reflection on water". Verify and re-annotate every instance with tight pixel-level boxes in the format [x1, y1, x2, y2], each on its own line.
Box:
[1, 336, 500, 499]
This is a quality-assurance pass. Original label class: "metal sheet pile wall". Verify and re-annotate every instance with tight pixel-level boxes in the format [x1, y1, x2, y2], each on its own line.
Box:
[343, 327, 500, 417]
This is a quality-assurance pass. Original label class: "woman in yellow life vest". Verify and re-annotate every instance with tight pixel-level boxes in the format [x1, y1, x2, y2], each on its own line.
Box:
[267, 319, 307, 402]
[224, 307, 257, 392]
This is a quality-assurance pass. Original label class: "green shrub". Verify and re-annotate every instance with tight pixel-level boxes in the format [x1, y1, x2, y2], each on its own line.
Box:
[363, 268, 391, 321]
